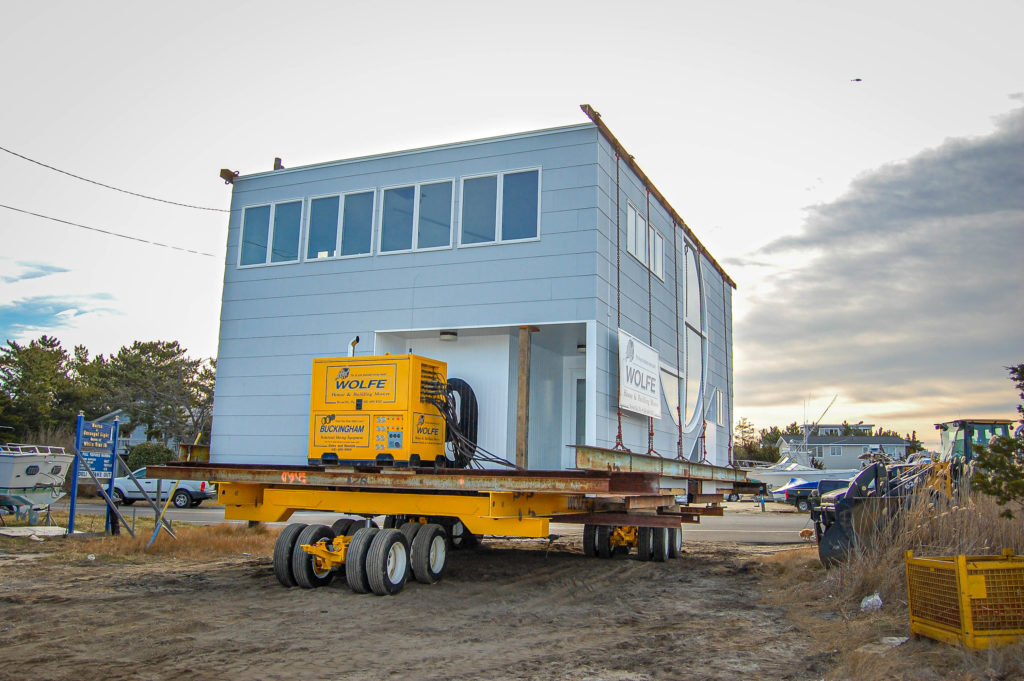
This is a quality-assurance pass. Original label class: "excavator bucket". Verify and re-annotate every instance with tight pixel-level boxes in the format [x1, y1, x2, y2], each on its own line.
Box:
[817, 518, 855, 568]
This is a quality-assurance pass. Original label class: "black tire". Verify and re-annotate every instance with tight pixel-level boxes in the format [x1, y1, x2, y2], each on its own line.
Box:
[667, 527, 682, 559]
[652, 527, 669, 562]
[448, 520, 477, 550]
[726, 492, 740, 502]
[596, 525, 613, 558]
[120, 498, 136, 506]
[383, 515, 402, 529]
[331, 518, 353, 536]
[411, 524, 447, 584]
[110, 488, 126, 505]
[400, 521, 422, 544]
[797, 499, 811, 513]
[190, 500, 203, 508]
[637, 527, 654, 562]
[291, 524, 336, 589]
[273, 523, 308, 587]
[582, 524, 597, 557]
[171, 490, 191, 509]
[345, 527, 379, 593]
[366, 529, 410, 596]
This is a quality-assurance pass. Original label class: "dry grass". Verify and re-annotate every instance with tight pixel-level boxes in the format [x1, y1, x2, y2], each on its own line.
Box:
[758, 489, 1024, 680]
[1, 509, 278, 563]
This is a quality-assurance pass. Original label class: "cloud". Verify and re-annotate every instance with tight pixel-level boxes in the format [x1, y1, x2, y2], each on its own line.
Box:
[736, 106, 1024, 430]
[0, 294, 117, 341]
[1, 261, 71, 284]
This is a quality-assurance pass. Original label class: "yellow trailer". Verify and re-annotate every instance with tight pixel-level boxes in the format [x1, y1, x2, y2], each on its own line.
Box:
[153, 445, 747, 596]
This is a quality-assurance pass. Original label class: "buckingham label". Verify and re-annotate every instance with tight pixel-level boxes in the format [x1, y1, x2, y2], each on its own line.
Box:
[312, 413, 371, 451]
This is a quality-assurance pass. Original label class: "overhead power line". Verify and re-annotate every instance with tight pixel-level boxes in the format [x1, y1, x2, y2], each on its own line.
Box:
[0, 144, 229, 213]
[0, 203, 216, 258]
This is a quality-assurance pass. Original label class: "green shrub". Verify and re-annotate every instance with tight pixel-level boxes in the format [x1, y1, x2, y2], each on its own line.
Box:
[125, 442, 177, 471]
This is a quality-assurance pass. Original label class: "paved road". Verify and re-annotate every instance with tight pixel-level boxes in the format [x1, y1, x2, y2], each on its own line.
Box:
[56, 499, 813, 545]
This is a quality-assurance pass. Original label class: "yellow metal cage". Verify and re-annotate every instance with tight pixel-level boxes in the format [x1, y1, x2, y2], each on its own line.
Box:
[906, 549, 1024, 649]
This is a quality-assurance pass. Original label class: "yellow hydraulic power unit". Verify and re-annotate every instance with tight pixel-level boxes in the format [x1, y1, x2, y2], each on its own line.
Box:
[309, 354, 448, 467]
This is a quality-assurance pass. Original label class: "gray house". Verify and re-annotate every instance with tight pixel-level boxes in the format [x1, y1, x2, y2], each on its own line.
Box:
[210, 106, 735, 471]
[778, 434, 909, 470]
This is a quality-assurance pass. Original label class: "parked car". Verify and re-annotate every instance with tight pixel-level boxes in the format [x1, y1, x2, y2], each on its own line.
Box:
[808, 478, 853, 510]
[109, 467, 215, 508]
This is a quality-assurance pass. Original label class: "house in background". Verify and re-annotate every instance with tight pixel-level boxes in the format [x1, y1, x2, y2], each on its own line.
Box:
[209, 106, 735, 472]
[778, 432, 909, 470]
[803, 423, 873, 437]
[91, 409, 181, 458]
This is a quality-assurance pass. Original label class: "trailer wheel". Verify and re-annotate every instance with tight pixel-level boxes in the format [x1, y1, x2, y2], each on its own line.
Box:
[637, 527, 654, 562]
[651, 527, 670, 562]
[411, 524, 447, 584]
[367, 529, 410, 596]
[331, 518, 353, 536]
[667, 527, 682, 559]
[400, 521, 421, 544]
[346, 518, 377, 535]
[448, 520, 477, 550]
[345, 527, 379, 593]
[273, 523, 308, 587]
[596, 525, 613, 558]
[291, 524, 336, 589]
[383, 515, 402, 529]
[582, 524, 598, 557]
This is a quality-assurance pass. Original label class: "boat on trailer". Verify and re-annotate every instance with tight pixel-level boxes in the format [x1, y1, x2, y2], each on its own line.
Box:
[0, 443, 74, 510]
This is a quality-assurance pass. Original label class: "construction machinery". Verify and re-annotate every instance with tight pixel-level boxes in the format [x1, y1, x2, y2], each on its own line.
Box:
[812, 418, 1018, 567]
[151, 353, 751, 596]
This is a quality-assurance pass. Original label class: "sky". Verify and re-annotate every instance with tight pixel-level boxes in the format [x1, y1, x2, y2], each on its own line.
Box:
[1, 1, 1021, 448]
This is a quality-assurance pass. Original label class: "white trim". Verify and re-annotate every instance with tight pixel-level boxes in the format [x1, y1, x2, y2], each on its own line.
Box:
[626, 201, 647, 265]
[237, 198, 305, 268]
[303, 188, 378, 262]
[457, 166, 542, 248]
[235, 123, 592, 182]
[378, 178, 455, 255]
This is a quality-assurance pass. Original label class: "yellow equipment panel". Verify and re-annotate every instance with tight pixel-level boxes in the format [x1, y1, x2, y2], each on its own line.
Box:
[309, 354, 447, 467]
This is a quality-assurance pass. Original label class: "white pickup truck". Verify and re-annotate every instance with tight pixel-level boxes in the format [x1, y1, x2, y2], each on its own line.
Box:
[110, 467, 216, 508]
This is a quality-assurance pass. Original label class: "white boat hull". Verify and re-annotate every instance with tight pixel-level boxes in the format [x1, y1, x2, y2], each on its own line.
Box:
[0, 445, 74, 508]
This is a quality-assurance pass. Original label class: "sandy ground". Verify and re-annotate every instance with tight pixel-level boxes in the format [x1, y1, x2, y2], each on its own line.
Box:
[0, 531, 822, 681]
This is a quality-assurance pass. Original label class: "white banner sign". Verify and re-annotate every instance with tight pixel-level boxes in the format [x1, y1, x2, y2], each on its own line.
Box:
[618, 329, 661, 419]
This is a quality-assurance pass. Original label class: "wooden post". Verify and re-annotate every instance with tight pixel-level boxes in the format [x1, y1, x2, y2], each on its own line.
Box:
[516, 326, 539, 469]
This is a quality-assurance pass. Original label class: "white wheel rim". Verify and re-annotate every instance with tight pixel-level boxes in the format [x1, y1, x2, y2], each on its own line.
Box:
[429, 535, 446, 572]
[386, 542, 408, 583]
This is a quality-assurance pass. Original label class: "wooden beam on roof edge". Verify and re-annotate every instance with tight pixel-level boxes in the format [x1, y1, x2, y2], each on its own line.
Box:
[579, 104, 737, 290]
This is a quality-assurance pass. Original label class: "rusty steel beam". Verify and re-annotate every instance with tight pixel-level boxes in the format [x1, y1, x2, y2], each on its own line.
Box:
[659, 506, 724, 517]
[150, 462, 660, 495]
[551, 512, 681, 528]
[574, 445, 749, 483]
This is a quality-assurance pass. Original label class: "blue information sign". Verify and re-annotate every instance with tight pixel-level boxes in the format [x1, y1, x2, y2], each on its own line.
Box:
[78, 421, 116, 478]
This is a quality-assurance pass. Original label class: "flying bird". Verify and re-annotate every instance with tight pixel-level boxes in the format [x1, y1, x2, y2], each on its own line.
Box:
[851, 78, 863, 82]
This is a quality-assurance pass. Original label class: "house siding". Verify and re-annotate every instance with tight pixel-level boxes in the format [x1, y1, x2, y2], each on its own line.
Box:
[211, 121, 734, 469]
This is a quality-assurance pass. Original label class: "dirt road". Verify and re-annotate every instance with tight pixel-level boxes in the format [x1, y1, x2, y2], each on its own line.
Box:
[0, 535, 821, 681]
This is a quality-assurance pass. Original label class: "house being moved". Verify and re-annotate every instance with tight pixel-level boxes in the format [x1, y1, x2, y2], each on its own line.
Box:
[210, 106, 735, 470]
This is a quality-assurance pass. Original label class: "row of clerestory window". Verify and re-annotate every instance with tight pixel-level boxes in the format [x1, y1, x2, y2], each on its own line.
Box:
[238, 169, 540, 267]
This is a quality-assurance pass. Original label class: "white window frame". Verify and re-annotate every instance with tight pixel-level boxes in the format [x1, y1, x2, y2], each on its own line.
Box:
[457, 167, 543, 248]
[304, 189, 377, 262]
[237, 198, 305, 268]
[378, 179, 455, 255]
[649, 226, 664, 280]
[626, 202, 647, 265]
[830, 446, 842, 457]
